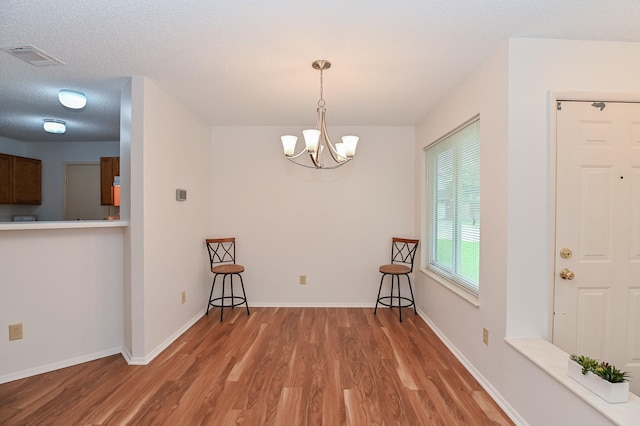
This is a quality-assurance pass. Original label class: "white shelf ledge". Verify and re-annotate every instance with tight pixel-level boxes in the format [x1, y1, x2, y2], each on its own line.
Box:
[0, 220, 128, 231]
[506, 337, 640, 425]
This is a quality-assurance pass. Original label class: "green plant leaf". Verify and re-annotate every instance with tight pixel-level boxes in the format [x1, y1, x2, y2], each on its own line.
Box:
[569, 354, 630, 383]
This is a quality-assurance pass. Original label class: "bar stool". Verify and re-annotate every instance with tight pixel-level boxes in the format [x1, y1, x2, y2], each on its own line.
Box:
[205, 238, 250, 322]
[374, 237, 419, 322]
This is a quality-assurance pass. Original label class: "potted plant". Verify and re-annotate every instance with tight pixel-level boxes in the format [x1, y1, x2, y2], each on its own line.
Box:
[568, 354, 630, 403]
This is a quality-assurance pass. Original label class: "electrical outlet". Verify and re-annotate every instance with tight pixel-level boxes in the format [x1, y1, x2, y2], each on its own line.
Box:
[299, 275, 306, 285]
[181, 291, 186, 304]
[9, 323, 23, 341]
[482, 327, 489, 345]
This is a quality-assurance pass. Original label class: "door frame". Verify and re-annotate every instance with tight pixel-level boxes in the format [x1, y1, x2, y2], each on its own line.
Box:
[548, 91, 640, 342]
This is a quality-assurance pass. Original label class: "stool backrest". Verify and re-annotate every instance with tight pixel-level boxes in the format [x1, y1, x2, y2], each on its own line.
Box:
[390, 237, 419, 272]
[206, 238, 237, 267]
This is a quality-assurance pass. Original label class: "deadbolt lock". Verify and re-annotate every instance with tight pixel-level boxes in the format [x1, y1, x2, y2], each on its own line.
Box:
[560, 248, 572, 259]
[559, 268, 575, 280]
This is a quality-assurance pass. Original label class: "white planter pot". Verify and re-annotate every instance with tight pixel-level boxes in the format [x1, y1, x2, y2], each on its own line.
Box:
[568, 359, 629, 403]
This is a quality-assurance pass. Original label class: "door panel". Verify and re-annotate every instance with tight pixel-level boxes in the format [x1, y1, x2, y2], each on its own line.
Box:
[554, 101, 640, 395]
[579, 167, 613, 259]
[633, 168, 640, 259]
[576, 288, 608, 359]
[630, 290, 640, 363]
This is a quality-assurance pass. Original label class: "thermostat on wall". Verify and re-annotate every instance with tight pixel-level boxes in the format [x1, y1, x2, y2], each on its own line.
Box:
[176, 189, 187, 201]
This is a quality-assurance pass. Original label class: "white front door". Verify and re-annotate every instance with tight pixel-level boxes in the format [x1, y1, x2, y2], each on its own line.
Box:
[553, 100, 640, 395]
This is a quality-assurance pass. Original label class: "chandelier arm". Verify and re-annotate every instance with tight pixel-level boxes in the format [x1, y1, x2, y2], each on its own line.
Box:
[320, 157, 352, 169]
[286, 157, 319, 168]
[320, 111, 342, 163]
[307, 107, 324, 168]
[308, 150, 322, 168]
[285, 148, 311, 160]
[286, 156, 350, 169]
[286, 156, 323, 169]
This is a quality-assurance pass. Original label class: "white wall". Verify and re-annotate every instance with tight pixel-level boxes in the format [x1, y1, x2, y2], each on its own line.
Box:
[416, 38, 640, 425]
[126, 77, 213, 361]
[415, 37, 513, 411]
[0, 137, 26, 156]
[0, 227, 124, 382]
[121, 77, 136, 358]
[211, 125, 415, 306]
[0, 138, 119, 221]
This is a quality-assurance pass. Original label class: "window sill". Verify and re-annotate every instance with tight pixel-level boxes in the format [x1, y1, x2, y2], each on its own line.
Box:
[506, 337, 640, 425]
[419, 267, 479, 307]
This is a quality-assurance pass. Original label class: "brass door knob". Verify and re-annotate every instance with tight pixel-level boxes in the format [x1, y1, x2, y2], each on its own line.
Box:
[559, 268, 575, 280]
[560, 248, 572, 259]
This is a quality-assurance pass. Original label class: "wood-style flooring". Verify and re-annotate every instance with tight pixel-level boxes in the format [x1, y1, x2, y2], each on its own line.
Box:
[0, 308, 513, 425]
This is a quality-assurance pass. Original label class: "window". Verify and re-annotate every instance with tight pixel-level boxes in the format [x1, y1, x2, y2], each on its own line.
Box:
[424, 117, 480, 295]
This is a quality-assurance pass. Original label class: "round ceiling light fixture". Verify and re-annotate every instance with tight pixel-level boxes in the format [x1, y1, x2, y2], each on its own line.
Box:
[58, 89, 87, 109]
[43, 119, 66, 134]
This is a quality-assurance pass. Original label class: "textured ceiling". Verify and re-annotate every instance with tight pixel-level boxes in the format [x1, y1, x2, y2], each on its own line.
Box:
[1, 0, 640, 142]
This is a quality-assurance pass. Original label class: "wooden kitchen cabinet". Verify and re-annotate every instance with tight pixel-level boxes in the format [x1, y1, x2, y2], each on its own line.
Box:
[0, 154, 11, 203]
[12, 156, 41, 204]
[0, 153, 42, 205]
[100, 156, 120, 205]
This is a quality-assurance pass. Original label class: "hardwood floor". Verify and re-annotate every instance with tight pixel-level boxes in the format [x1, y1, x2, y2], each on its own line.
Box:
[0, 308, 513, 425]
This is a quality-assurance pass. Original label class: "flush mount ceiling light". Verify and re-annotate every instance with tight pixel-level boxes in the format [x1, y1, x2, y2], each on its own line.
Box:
[43, 119, 66, 134]
[281, 60, 359, 169]
[58, 89, 87, 109]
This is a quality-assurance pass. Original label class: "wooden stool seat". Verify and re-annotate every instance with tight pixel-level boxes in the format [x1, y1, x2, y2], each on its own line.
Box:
[379, 264, 411, 274]
[212, 264, 245, 274]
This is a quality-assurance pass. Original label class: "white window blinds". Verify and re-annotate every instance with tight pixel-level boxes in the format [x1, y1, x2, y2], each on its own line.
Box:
[425, 118, 480, 294]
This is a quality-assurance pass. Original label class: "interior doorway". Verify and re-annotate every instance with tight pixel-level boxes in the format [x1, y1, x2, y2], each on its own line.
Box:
[64, 163, 110, 220]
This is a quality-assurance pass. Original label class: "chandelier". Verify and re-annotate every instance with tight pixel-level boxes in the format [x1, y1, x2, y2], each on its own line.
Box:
[281, 60, 359, 169]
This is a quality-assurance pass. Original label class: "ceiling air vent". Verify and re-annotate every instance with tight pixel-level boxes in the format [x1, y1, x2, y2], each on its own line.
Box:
[1, 45, 64, 66]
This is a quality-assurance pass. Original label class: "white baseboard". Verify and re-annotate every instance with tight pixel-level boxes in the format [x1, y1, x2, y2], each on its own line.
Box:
[119, 344, 138, 365]
[250, 302, 374, 308]
[0, 346, 122, 385]
[1, 310, 207, 383]
[416, 308, 526, 426]
[124, 309, 205, 366]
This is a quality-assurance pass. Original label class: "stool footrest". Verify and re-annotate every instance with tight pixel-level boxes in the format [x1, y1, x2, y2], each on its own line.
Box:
[208, 296, 247, 309]
[376, 295, 415, 309]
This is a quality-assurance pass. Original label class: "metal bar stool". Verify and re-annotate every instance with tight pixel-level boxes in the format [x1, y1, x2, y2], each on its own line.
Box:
[374, 237, 419, 322]
[205, 238, 250, 322]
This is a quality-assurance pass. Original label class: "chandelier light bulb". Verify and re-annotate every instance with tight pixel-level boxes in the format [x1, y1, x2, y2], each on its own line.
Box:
[303, 129, 320, 153]
[281, 135, 298, 157]
[335, 143, 346, 161]
[341, 135, 359, 158]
